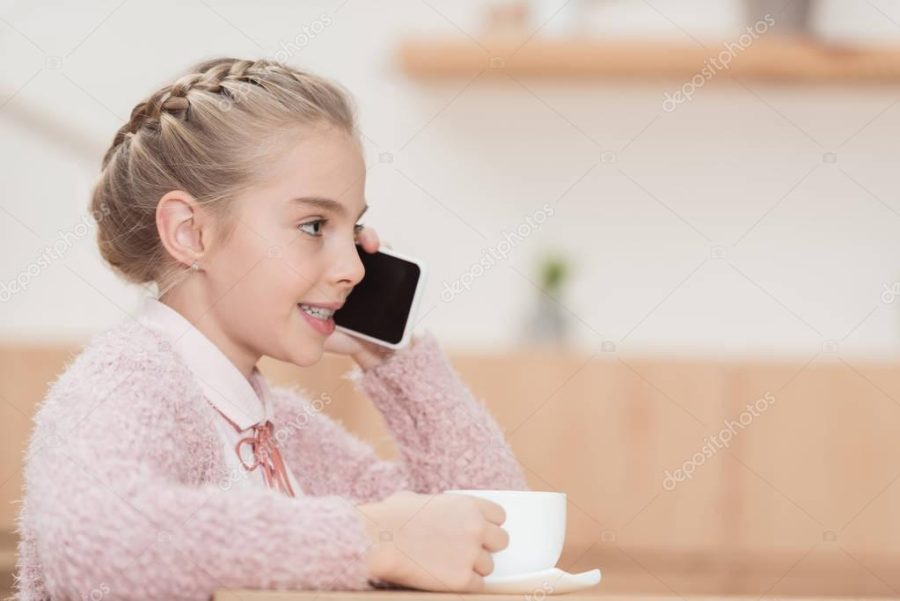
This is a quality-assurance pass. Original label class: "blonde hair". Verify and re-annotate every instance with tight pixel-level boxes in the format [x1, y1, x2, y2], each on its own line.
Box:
[90, 57, 357, 288]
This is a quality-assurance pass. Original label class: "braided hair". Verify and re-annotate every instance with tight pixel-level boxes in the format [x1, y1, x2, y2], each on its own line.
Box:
[91, 57, 356, 286]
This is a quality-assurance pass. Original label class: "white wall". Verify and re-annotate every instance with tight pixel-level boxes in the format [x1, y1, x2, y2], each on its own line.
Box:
[3, 0, 900, 359]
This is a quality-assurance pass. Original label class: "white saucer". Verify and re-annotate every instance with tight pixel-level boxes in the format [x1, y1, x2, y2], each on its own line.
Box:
[482, 567, 602, 595]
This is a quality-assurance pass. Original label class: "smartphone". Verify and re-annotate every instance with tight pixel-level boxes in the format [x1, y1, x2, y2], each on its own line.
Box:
[333, 244, 427, 349]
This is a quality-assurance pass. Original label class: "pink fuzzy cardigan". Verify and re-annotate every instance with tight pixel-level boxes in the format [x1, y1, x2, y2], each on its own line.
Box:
[12, 319, 528, 600]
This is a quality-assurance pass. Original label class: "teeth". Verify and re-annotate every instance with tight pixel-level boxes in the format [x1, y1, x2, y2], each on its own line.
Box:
[299, 304, 335, 320]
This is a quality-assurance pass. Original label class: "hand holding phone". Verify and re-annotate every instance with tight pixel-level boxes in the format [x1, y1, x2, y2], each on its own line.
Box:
[333, 244, 427, 349]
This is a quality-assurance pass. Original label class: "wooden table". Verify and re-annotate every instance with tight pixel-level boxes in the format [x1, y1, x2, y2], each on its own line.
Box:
[215, 594, 890, 601]
[214, 588, 607, 601]
[215, 592, 598, 600]
[216, 593, 586, 601]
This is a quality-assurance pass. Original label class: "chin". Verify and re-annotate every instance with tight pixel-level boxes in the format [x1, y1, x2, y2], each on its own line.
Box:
[287, 343, 325, 367]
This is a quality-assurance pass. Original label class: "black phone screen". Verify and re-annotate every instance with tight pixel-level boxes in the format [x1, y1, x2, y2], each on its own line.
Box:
[333, 245, 422, 345]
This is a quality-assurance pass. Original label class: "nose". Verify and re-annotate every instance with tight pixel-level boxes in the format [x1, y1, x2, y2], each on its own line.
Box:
[332, 240, 366, 294]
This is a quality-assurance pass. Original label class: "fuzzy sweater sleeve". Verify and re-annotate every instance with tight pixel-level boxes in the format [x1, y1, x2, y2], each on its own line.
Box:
[19, 362, 376, 600]
[270, 329, 528, 503]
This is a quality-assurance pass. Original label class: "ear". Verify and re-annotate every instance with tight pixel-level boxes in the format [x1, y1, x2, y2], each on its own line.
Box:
[156, 190, 210, 268]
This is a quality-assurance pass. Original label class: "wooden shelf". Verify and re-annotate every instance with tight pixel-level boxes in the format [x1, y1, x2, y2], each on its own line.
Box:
[397, 36, 900, 83]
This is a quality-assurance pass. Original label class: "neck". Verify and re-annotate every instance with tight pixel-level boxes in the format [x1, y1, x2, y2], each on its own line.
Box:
[160, 283, 260, 379]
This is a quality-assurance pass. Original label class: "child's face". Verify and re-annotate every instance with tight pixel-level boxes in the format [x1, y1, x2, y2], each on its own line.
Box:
[204, 123, 368, 368]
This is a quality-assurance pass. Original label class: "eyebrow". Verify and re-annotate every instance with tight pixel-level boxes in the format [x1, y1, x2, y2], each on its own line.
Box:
[290, 196, 369, 220]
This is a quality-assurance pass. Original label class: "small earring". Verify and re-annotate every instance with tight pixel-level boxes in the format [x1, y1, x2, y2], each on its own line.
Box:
[190, 261, 200, 272]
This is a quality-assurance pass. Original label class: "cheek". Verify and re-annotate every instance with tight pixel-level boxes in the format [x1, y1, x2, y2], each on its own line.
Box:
[208, 233, 285, 313]
[211, 230, 268, 286]
[214, 257, 304, 346]
[277, 244, 324, 292]
[246, 252, 321, 312]
[259, 256, 309, 301]
[209, 228, 321, 319]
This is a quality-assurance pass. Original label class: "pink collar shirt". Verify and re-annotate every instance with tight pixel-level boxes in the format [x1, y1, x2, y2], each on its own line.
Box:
[136, 297, 302, 497]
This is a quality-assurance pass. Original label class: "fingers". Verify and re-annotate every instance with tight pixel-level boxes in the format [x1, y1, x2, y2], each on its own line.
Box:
[355, 225, 394, 254]
[463, 571, 485, 592]
[482, 523, 509, 553]
[474, 498, 506, 526]
[356, 226, 380, 253]
[472, 549, 494, 577]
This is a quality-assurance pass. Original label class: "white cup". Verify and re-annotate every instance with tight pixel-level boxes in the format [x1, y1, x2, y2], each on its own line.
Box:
[444, 489, 566, 578]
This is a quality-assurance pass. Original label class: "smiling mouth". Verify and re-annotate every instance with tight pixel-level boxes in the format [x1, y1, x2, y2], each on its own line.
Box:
[298, 303, 337, 320]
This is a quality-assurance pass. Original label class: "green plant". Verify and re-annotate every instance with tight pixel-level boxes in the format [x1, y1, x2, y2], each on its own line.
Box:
[537, 253, 569, 294]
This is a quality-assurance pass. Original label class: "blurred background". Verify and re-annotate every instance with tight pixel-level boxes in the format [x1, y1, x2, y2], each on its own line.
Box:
[4, 0, 900, 597]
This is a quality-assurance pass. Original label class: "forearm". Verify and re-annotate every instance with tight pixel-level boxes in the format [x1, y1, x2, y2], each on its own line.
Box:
[30, 453, 375, 599]
[272, 332, 527, 507]
[349, 331, 528, 493]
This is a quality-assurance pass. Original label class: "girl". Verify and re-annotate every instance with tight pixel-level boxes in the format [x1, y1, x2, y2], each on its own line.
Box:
[13, 57, 528, 601]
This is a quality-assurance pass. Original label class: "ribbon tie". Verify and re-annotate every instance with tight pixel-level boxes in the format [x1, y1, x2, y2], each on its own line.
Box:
[234, 419, 296, 497]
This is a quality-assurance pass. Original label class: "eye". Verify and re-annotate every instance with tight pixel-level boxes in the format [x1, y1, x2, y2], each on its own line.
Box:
[298, 220, 366, 239]
[298, 219, 326, 237]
